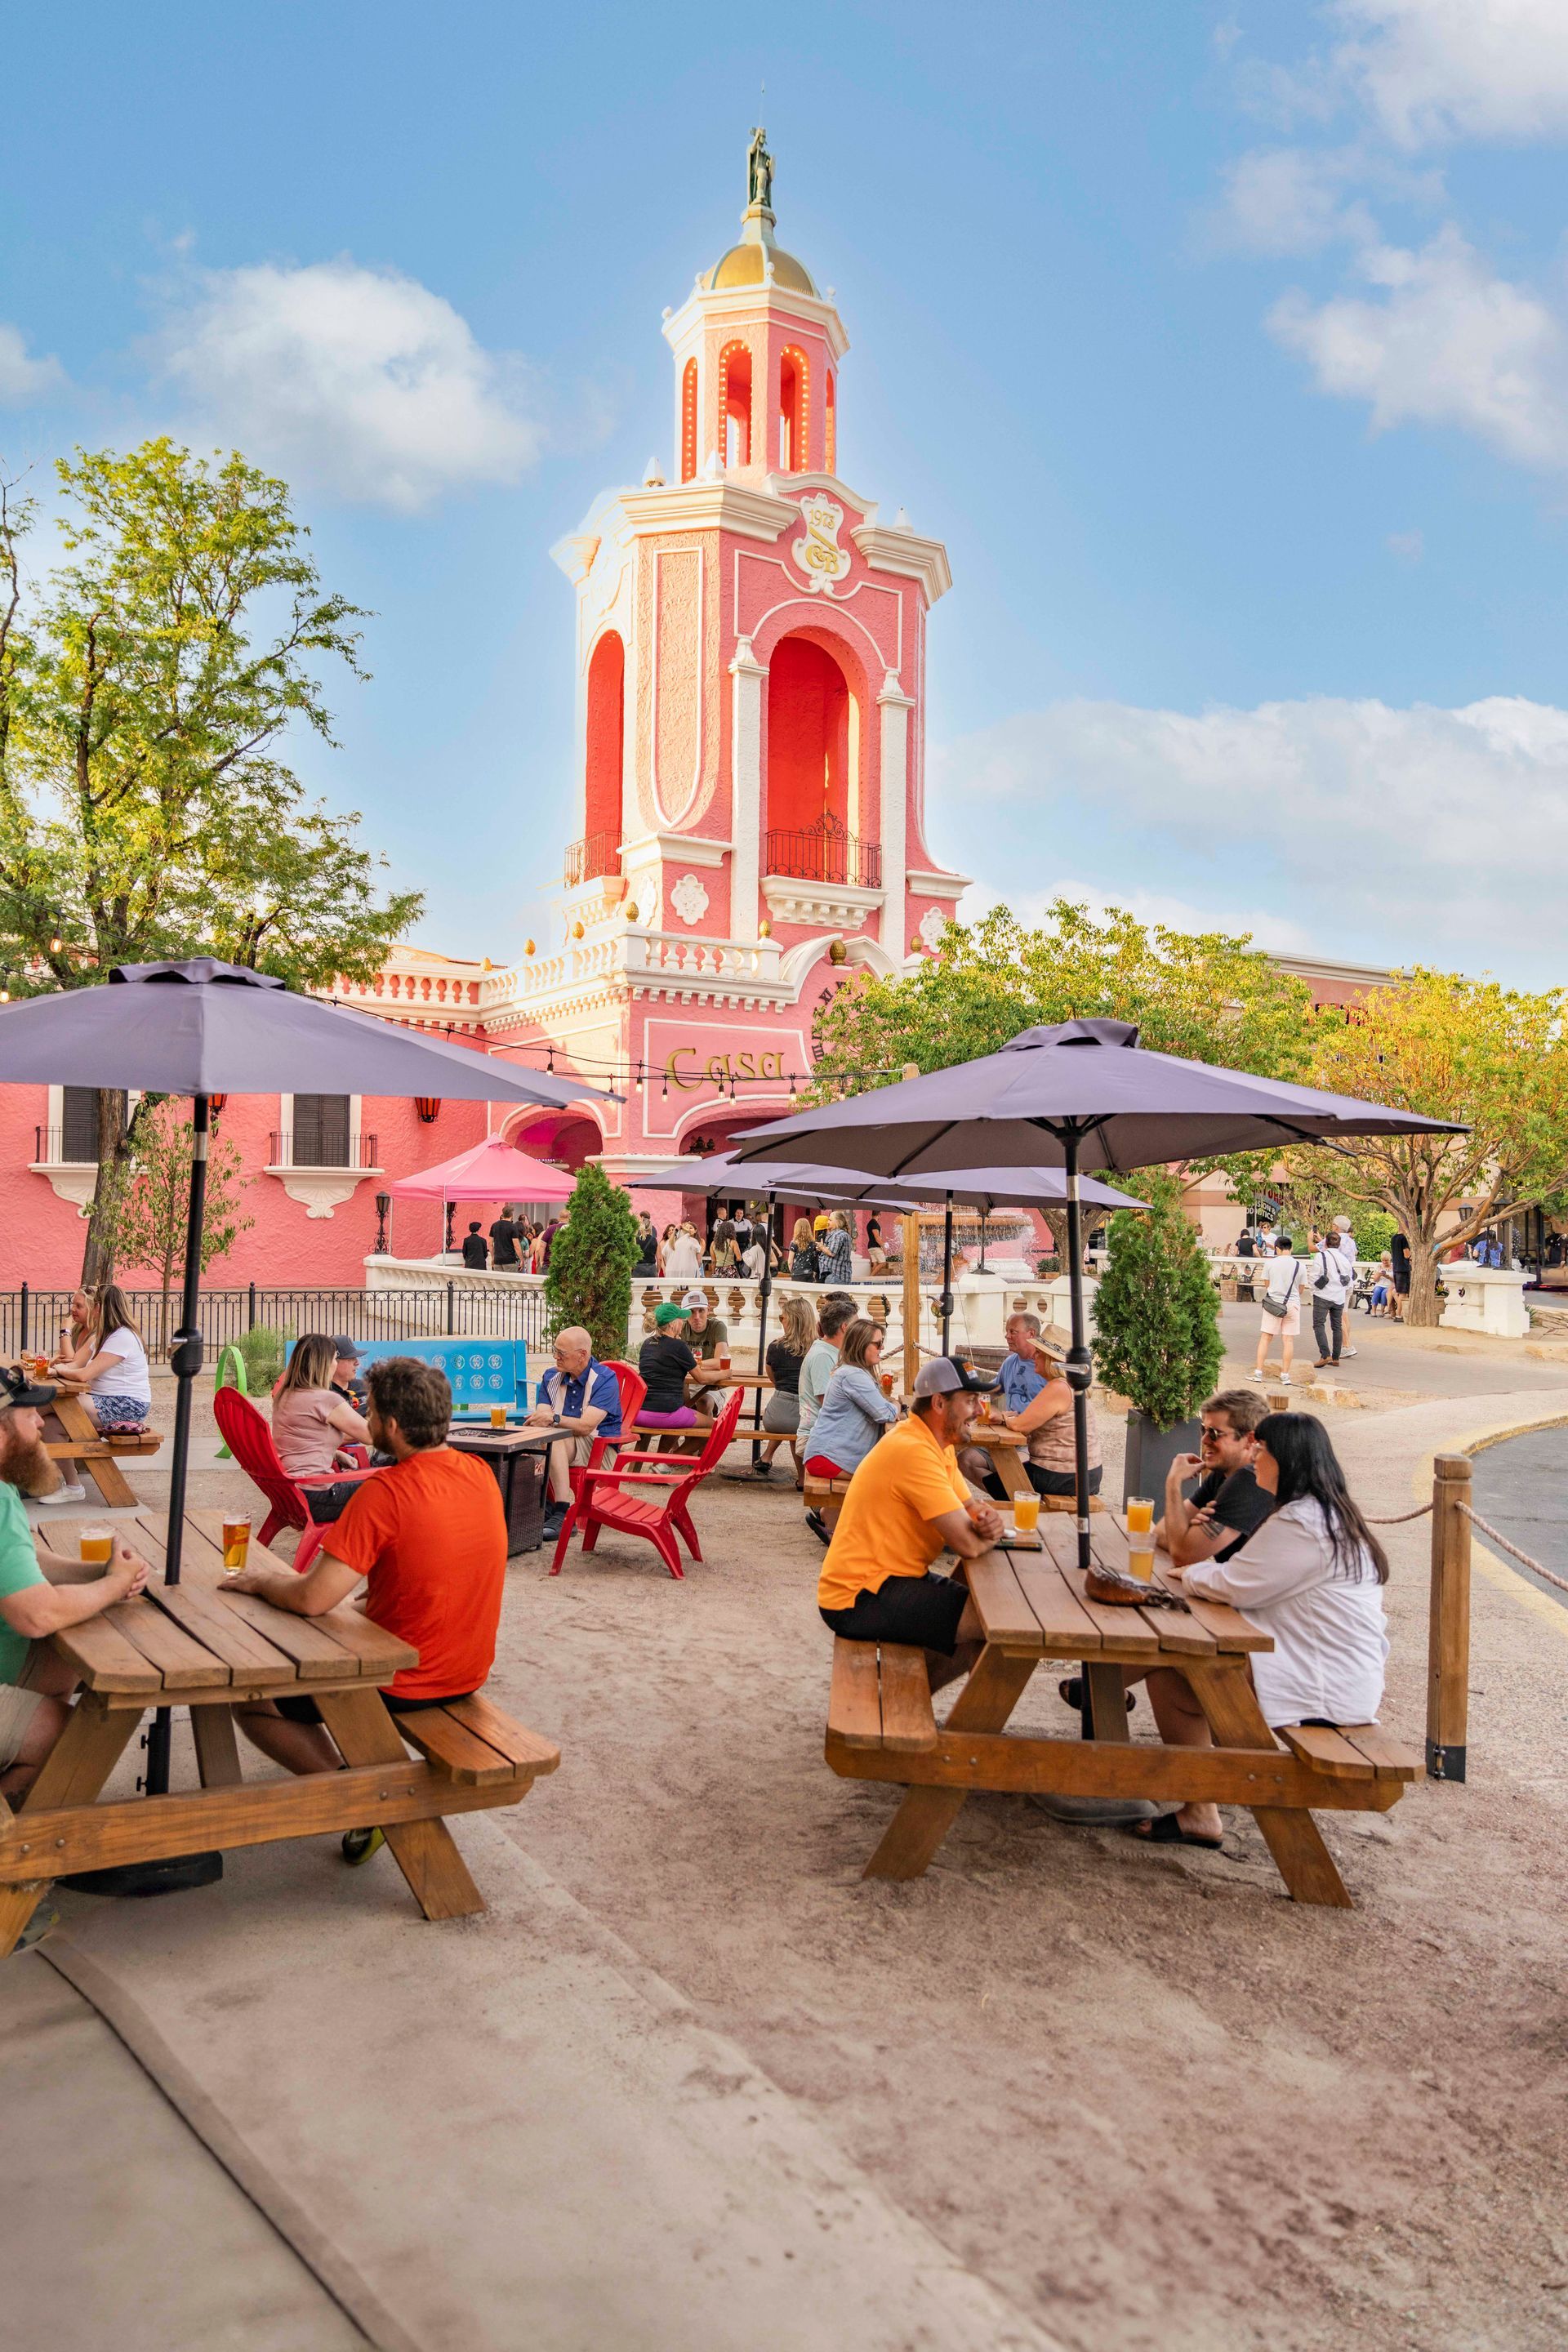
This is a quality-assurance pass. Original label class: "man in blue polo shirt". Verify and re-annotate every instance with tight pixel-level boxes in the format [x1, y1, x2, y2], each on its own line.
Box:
[959, 1312, 1047, 1496]
[527, 1326, 622, 1539]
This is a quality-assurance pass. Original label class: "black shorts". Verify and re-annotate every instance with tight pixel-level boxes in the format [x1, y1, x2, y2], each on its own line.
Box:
[820, 1571, 969, 1655]
[273, 1689, 475, 1726]
[1027, 1463, 1103, 1499]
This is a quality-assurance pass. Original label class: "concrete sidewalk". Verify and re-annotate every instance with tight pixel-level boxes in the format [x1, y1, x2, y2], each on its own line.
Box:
[13, 1820, 1059, 2352]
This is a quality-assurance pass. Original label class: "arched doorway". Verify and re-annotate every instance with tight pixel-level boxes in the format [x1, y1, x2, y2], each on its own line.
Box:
[581, 631, 624, 880]
[766, 635, 850, 840]
[501, 1109, 604, 1176]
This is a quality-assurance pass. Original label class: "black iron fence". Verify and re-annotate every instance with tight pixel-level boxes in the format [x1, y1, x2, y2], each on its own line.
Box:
[0, 1282, 548, 1363]
[564, 830, 621, 887]
[762, 817, 881, 889]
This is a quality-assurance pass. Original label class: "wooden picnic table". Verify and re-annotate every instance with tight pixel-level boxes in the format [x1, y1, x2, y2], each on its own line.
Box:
[37, 1388, 163, 1508]
[0, 1507, 558, 1958]
[962, 1420, 1031, 1497]
[826, 1512, 1419, 1909]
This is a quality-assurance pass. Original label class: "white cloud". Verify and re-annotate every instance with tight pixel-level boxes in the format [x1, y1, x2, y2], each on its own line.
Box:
[154, 258, 544, 510]
[1217, 146, 1379, 256]
[0, 323, 65, 406]
[1269, 225, 1568, 470]
[935, 693, 1568, 975]
[1330, 0, 1568, 149]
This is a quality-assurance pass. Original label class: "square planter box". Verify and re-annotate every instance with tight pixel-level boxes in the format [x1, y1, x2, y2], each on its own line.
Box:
[1122, 1410, 1202, 1509]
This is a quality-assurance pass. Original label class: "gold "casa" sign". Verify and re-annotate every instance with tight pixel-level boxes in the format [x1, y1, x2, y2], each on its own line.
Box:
[666, 1046, 789, 1089]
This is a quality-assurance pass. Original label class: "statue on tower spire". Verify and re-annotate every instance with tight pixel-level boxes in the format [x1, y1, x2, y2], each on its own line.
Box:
[746, 125, 773, 213]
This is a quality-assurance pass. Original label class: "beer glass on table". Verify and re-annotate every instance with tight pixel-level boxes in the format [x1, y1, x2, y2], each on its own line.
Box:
[1126, 1494, 1155, 1580]
[490, 1404, 507, 1430]
[1013, 1491, 1040, 1536]
[78, 1526, 114, 1567]
[222, 1516, 252, 1572]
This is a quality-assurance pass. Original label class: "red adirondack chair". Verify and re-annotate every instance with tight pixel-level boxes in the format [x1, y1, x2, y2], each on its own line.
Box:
[565, 1360, 646, 1501]
[550, 1384, 744, 1579]
[213, 1388, 381, 1574]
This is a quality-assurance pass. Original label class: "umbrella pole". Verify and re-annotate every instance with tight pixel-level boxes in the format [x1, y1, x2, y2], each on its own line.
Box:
[65, 1095, 224, 1896]
[1062, 1134, 1094, 1575]
[940, 1194, 955, 1355]
[144, 1092, 210, 1794]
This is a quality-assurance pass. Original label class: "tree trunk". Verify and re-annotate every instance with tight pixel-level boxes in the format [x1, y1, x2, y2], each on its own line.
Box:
[81, 1089, 133, 1288]
[1406, 1237, 1443, 1328]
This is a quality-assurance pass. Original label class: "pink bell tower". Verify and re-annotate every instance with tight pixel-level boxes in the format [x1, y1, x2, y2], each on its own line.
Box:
[492, 132, 969, 1187]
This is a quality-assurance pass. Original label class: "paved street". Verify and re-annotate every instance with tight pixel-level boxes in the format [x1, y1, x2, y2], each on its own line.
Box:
[1214, 1299, 1568, 1401]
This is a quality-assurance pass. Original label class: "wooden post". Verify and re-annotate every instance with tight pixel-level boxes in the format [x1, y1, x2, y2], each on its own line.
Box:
[1267, 1390, 1290, 1414]
[1428, 1454, 1472, 1783]
[902, 1210, 921, 1395]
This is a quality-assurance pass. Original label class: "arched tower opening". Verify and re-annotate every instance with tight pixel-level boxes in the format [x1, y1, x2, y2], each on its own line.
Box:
[580, 629, 624, 881]
[779, 347, 808, 471]
[765, 635, 861, 880]
[679, 359, 698, 482]
[719, 340, 752, 467]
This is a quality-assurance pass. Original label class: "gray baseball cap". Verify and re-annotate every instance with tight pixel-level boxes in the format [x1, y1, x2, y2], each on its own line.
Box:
[912, 1356, 1000, 1397]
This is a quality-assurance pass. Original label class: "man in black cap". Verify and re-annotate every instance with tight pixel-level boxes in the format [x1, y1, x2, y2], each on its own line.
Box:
[817, 1357, 1004, 1691]
[0, 1365, 150, 1804]
[328, 1338, 367, 1410]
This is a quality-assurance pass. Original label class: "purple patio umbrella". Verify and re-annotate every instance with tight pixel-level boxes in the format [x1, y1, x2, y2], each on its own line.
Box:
[729, 1018, 1465, 1565]
[635, 1148, 1143, 1359]
[0, 959, 614, 1832]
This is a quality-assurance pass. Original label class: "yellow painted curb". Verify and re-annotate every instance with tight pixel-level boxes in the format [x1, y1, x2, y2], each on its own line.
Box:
[1411, 1409, 1568, 1642]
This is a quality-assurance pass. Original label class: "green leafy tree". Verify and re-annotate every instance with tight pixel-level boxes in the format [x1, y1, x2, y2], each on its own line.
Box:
[1285, 968, 1568, 1326]
[0, 443, 422, 1282]
[112, 1098, 254, 1352]
[1093, 1171, 1223, 1430]
[810, 900, 1321, 1259]
[544, 1164, 640, 1360]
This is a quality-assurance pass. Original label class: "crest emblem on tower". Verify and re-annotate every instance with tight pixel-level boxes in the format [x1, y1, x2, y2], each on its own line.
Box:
[791, 495, 852, 594]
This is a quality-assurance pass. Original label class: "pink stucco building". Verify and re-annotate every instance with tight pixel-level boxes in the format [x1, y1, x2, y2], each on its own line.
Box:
[0, 135, 969, 1292]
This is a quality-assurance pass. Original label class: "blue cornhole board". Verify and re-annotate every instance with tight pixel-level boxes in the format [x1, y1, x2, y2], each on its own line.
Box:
[355, 1338, 528, 1415]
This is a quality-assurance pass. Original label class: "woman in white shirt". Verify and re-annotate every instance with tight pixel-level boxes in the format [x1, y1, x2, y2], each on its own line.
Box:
[1131, 1411, 1390, 1853]
[664, 1223, 704, 1281]
[52, 1285, 154, 1429]
[1251, 1235, 1303, 1386]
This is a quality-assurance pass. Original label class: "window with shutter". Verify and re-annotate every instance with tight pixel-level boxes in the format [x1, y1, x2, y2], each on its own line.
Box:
[292, 1094, 351, 1167]
[61, 1088, 109, 1164]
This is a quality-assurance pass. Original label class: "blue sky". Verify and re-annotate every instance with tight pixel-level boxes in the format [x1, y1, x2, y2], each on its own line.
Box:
[7, 2, 1568, 980]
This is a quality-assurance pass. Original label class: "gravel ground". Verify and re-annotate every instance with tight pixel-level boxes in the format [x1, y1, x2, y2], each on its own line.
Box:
[49, 1368, 1568, 2350]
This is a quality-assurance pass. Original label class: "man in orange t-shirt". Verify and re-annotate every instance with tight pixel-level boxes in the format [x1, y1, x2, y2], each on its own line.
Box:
[229, 1356, 507, 1785]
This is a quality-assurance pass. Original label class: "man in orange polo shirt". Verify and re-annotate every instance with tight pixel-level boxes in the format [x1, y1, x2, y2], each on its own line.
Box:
[817, 1357, 1004, 1692]
[229, 1356, 507, 1830]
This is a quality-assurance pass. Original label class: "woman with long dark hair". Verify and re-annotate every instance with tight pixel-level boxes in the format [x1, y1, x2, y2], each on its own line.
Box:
[1130, 1411, 1391, 1854]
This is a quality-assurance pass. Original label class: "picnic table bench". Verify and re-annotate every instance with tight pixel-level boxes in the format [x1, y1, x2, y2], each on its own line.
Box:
[0, 1507, 558, 1958]
[825, 1514, 1419, 1909]
[41, 1390, 163, 1508]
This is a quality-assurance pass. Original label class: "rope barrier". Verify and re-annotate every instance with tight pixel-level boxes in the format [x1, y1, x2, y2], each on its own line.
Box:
[1457, 1502, 1568, 1597]
[1364, 1503, 1433, 1526]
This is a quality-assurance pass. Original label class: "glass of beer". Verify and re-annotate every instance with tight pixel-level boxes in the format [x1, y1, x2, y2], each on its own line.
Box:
[718, 1347, 731, 1370]
[1128, 1543, 1155, 1583]
[1126, 1494, 1154, 1536]
[78, 1526, 114, 1566]
[880, 1370, 894, 1398]
[221, 1516, 252, 1572]
[1013, 1492, 1040, 1535]
[490, 1404, 507, 1429]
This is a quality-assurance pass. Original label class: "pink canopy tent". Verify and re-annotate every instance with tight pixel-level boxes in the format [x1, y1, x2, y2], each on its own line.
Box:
[389, 1134, 575, 1203]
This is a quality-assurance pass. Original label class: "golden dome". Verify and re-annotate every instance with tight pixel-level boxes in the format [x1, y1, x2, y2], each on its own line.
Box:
[707, 230, 817, 296]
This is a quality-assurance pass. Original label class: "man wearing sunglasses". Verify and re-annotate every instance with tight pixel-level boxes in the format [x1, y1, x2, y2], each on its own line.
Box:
[1154, 1388, 1276, 1568]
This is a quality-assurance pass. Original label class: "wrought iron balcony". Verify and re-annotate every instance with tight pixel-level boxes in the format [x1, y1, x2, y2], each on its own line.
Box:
[762, 816, 881, 890]
[269, 1130, 380, 1171]
[564, 831, 621, 888]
